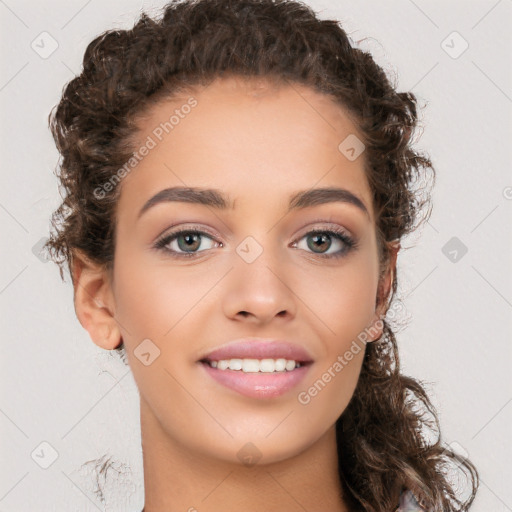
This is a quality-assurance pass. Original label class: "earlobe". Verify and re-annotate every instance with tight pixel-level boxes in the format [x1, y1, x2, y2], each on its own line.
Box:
[72, 250, 121, 350]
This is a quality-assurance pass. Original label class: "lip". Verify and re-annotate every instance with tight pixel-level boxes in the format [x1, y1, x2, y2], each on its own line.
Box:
[200, 363, 311, 399]
[197, 338, 314, 399]
[198, 337, 314, 363]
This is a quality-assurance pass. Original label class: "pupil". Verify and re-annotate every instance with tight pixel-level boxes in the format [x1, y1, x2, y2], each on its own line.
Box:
[309, 233, 330, 253]
[179, 233, 200, 252]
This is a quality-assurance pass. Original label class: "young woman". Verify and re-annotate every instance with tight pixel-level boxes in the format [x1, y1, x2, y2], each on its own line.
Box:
[44, 0, 479, 510]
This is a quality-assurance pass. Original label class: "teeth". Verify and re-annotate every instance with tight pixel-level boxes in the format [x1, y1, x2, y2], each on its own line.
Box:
[208, 358, 301, 372]
[217, 360, 229, 370]
[274, 358, 286, 372]
[229, 358, 243, 370]
[242, 359, 260, 372]
[259, 359, 275, 372]
[285, 359, 297, 371]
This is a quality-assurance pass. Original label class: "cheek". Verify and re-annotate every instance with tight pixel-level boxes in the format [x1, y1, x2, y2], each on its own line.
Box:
[112, 250, 205, 340]
[299, 254, 379, 345]
[111, 253, 205, 405]
[292, 259, 376, 427]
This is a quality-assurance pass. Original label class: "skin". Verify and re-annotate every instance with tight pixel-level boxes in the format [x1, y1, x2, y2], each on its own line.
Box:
[72, 76, 398, 511]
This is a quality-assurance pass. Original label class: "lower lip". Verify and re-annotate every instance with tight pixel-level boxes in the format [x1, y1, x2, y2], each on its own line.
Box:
[200, 362, 311, 399]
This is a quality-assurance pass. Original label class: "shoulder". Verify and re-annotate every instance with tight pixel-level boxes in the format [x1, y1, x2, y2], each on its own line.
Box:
[396, 489, 426, 511]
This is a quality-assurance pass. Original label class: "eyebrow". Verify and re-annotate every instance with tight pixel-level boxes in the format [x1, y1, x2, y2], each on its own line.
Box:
[137, 186, 369, 219]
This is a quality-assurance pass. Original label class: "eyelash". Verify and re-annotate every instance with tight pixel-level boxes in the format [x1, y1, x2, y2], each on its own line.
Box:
[153, 224, 358, 260]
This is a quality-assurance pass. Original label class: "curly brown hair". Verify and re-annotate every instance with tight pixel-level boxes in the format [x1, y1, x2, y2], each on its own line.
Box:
[43, 0, 479, 510]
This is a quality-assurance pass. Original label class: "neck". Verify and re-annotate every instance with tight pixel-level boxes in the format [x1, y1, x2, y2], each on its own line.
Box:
[140, 398, 351, 512]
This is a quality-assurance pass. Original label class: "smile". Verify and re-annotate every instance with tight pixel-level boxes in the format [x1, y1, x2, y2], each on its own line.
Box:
[197, 338, 314, 399]
[204, 358, 303, 372]
[199, 358, 313, 399]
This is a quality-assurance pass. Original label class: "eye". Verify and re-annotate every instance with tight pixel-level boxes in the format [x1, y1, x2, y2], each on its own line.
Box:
[154, 228, 220, 258]
[292, 228, 357, 259]
[153, 224, 358, 260]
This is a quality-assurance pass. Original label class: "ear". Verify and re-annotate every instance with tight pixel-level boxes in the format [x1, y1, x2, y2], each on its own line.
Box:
[71, 249, 122, 350]
[368, 240, 400, 341]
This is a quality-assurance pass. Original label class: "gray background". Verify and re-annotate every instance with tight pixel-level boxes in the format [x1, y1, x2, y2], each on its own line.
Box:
[1, 0, 511, 510]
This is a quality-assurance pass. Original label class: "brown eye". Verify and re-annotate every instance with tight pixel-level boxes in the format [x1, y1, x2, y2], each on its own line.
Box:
[155, 229, 219, 257]
[294, 229, 356, 259]
[176, 232, 202, 252]
[307, 233, 332, 253]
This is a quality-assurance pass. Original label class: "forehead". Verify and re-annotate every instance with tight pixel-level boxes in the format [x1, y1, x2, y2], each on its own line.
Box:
[117, 76, 373, 222]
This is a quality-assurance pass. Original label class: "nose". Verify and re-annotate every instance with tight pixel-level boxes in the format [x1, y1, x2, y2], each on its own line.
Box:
[222, 249, 297, 326]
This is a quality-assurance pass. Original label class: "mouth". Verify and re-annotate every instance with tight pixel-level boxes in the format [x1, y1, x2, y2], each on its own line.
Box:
[197, 338, 314, 399]
[199, 357, 311, 372]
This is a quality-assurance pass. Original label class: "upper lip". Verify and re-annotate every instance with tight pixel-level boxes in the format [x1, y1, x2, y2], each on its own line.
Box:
[198, 338, 314, 363]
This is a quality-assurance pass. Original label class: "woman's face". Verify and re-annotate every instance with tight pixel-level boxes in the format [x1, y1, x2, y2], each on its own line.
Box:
[107, 76, 389, 464]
